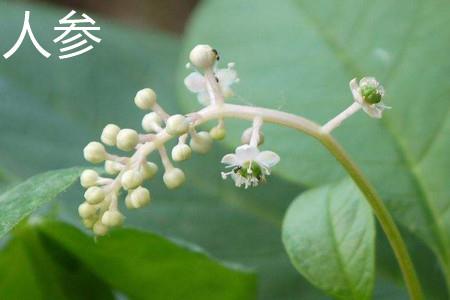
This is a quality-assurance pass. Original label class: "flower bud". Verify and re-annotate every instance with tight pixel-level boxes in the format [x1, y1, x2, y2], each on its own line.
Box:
[241, 128, 264, 145]
[101, 124, 120, 146]
[80, 169, 99, 188]
[189, 44, 218, 69]
[165, 114, 189, 136]
[104, 160, 123, 175]
[84, 186, 105, 204]
[83, 217, 96, 229]
[78, 202, 97, 219]
[140, 162, 158, 180]
[163, 168, 185, 189]
[134, 88, 157, 110]
[83, 142, 106, 164]
[142, 112, 162, 132]
[93, 221, 108, 236]
[190, 131, 213, 154]
[210, 126, 226, 140]
[101, 210, 124, 227]
[171, 144, 192, 161]
[121, 169, 143, 190]
[128, 186, 151, 208]
[116, 129, 139, 151]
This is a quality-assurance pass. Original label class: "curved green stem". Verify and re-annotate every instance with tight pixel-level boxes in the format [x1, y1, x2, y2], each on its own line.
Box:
[319, 133, 423, 300]
[197, 104, 423, 300]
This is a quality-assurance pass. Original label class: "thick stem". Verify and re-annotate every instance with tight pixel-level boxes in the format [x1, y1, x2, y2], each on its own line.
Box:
[319, 134, 423, 300]
[197, 103, 423, 300]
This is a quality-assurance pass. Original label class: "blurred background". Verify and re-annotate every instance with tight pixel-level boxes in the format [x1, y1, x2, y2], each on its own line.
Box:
[0, 0, 449, 299]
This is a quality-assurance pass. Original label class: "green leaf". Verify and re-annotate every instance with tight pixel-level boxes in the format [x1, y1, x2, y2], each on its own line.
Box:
[0, 223, 114, 300]
[282, 179, 375, 299]
[0, 167, 82, 238]
[39, 221, 257, 300]
[177, 0, 450, 286]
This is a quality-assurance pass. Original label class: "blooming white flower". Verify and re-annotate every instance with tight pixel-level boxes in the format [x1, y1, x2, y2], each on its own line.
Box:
[221, 144, 280, 188]
[350, 77, 390, 119]
[184, 63, 239, 105]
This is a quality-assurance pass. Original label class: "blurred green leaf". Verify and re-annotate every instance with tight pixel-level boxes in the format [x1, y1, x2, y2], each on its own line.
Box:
[0, 167, 82, 238]
[0, 222, 114, 300]
[178, 0, 450, 288]
[283, 179, 375, 299]
[39, 221, 257, 300]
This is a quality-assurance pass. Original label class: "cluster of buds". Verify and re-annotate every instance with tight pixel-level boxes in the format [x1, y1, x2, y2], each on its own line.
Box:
[80, 44, 388, 235]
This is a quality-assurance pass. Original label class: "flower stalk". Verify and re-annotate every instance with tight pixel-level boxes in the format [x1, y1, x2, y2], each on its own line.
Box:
[80, 44, 423, 300]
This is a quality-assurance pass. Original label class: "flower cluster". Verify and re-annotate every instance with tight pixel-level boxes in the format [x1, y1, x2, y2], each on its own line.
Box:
[80, 44, 280, 235]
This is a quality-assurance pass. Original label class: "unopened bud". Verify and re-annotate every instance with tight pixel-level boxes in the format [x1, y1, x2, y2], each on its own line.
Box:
[190, 131, 213, 154]
[163, 168, 185, 189]
[140, 162, 158, 180]
[93, 221, 108, 236]
[104, 160, 123, 175]
[84, 186, 105, 204]
[116, 129, 139, 151]
[142, 112, 162, 132]
[78, 202, 97, 219]
[101, 210, 124, 227]
[101, 124, 120, 146]
[135, 88, 157, 110]
[128, 186, 151, 208]
[210, 126, 226, 140]
[83, 142, 107, 164]
[121, 169, 143, 190]
[189, 44, 218, 69]
[165, 114, 189, 136]
[80, 169, 99, 188]
[171, 144, 192, 161]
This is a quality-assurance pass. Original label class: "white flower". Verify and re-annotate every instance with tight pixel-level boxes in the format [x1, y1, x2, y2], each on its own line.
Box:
[221, 144, 280, 188]
[350, 77, 390, 119]
[184, 63, 239, 105]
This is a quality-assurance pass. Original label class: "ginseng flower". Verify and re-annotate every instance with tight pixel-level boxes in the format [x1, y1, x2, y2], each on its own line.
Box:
[221, 144, 280, 188]
[184, 62, 239, 105]
[349, 77, 390, 118]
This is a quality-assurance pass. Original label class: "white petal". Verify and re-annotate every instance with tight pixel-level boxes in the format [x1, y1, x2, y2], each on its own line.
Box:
[184, 72, 207, 93]
[216, 68, 238, 88]
[362, 103, 383, 119]
[235, 144, 259, 164]
[221, 153, 237, 166]
[197, 91, 211, 105]
[359, 77, 379, 88]
[349, 78, 363, 104]
[256, 151, 280, 169]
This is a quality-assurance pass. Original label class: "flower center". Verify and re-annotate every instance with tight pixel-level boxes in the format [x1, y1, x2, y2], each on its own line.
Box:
[234, 161, 263, 180]
[361, 86, 382, 104]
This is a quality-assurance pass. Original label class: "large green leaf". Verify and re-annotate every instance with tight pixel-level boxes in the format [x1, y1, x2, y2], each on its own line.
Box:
[0, 222, 114, 300]
[177, 0, 450, 286]
[38, 221, 257, 300]
[283, 179, 375, 299]
[0, 167, 82, 238]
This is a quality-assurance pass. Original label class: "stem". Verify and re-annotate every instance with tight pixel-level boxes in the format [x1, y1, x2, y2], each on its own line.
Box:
[319, 134, 423, 300]
[197, 104, 423, 300]
[322, 102, 361, 133]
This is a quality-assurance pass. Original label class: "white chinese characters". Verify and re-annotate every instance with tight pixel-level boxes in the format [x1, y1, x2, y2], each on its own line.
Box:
[3, 10, 101, 60]
[53, 10, 102, 60]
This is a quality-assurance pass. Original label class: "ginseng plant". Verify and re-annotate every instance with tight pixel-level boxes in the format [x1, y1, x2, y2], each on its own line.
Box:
[79, 44, 423, 299]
